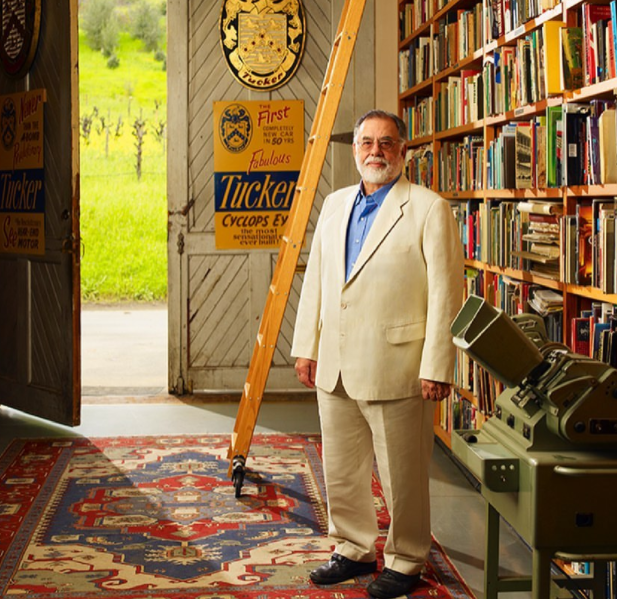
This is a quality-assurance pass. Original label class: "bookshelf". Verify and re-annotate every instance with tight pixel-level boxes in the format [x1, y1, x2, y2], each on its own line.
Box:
[397, 0, 617, 447]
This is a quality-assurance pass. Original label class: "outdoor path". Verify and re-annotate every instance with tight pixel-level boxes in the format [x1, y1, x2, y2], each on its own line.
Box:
[81, 303, 168, 396]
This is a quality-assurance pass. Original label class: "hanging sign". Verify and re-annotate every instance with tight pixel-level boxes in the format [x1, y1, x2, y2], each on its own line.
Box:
[0, 0, 42, 78]
[213, 99, 304, 250]
[0, 89, 46, 255]
[219, 0, 306, 91]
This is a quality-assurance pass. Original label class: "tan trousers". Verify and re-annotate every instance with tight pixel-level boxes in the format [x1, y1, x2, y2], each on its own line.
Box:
[316, 379, 435, 576]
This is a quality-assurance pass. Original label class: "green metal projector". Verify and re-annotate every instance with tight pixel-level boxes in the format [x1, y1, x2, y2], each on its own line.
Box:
[450, 295, 617, 599]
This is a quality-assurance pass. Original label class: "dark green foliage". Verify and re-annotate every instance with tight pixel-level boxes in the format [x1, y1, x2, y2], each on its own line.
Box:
[131, 0, 163, 52]
[107, 54, 121, 69]
[81, 0, 120, 57]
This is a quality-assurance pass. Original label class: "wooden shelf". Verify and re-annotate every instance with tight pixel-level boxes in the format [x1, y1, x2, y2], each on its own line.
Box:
[564, 285, 617, 304]
[399, 78, 433, 100]
[442, 190, 486, 199]
[434, 424, 451, 447]
[484, 188, 564, 198]
[433, 50, 484, 83]
[434, 120, 483, 139]
[398, 20, 432, 48]
[565, 184, 617, 197]
[485, 96, 563, 127]
[456, 386, 478, 406]
[407, 134, 433, 147]
[399, 0, 617, 458]
[566, 78, 617, 102]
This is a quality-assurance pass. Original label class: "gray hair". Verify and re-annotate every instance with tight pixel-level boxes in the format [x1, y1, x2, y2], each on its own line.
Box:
[353, 110, 407, 142]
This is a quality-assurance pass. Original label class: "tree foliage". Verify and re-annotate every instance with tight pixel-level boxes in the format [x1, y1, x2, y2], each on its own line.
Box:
[131, 0, 163, 52]
[81, 0, 120, 57]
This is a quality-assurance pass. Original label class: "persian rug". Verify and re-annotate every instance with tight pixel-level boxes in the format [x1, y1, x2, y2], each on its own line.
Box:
[0, 434, 475, 598]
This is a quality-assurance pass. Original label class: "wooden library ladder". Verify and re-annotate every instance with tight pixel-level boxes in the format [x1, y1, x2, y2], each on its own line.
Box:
[228, 0, 367, 497]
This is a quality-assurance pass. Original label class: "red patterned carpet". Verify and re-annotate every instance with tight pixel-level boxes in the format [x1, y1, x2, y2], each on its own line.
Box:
[0, 434, 475, 598]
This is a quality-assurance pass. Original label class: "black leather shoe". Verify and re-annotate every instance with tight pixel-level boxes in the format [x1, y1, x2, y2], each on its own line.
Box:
[367, 568, 421, 598]
[310, 553, 377, 585]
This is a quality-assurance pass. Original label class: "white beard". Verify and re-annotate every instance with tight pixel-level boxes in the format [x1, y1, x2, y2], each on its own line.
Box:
[355, 154, 402, 186]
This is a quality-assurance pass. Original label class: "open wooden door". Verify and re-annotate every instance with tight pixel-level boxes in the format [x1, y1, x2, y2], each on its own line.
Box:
[0, 0, 81, 425]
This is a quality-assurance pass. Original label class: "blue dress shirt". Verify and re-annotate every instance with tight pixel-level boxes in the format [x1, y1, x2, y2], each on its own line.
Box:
[345, 177, 399, 281]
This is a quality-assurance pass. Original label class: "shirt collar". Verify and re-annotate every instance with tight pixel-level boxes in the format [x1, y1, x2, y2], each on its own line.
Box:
[356, 174, 401, 207]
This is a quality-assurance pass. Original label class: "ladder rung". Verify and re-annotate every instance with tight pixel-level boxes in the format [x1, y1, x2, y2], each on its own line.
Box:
[333, 31, 343, 47]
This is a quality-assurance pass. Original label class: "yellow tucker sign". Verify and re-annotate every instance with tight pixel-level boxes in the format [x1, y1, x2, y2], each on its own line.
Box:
[0, 88, 46, 256]
[213, 100, 304, 249]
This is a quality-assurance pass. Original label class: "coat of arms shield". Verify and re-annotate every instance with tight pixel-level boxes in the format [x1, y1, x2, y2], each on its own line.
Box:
[0, 0, 41, 78]
[220, 0, 306, 91]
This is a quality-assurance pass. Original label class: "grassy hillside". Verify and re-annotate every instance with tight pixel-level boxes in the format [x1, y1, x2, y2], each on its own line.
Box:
[79, 29, 168, 302]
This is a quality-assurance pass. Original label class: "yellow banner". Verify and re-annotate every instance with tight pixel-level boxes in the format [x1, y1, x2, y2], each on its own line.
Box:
[0, 89, 46, 256]
[213, 99, 304, 250]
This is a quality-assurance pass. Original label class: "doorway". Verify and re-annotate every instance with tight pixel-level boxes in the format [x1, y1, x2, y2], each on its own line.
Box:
[78, 0, 169, 400]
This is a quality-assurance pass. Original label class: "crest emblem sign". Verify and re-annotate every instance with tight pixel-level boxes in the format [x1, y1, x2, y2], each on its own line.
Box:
[0, 0, 41, 78]
[220, 0, 306, 91]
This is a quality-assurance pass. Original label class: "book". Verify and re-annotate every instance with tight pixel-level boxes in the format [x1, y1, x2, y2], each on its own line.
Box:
[583, 3, 613, 85]
[515, 122, 533, 188]
[571, 316, 591, 356]
[536, 119, 547, 188]
[612, 1, 617, 79]
[576, 202, 593, 285]
[502, 124, 516, 189]
[543, 21, 566, 94]
[561, 27, 584, 90]
[587, 115, 601, 184]
[562, 103, 591, 186]
[546, 105, 563, 187]
[599, 206, 616, 293]
[599, 107, 617, 183]
[517, 201, 563, 215]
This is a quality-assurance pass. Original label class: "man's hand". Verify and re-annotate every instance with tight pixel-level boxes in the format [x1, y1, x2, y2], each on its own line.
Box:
[421, 379, 452, 402]
[295, 358, 317, 389]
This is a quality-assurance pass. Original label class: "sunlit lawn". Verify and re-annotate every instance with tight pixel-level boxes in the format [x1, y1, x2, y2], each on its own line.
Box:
[79, 30, 168, 302]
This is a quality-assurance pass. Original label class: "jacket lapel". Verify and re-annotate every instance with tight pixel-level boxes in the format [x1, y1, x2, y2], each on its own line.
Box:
[345, 178, 411, 285]
[336, 189, 358, 286]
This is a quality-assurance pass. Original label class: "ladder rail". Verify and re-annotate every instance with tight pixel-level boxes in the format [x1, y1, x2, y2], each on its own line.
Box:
[228, 0, 368, 479]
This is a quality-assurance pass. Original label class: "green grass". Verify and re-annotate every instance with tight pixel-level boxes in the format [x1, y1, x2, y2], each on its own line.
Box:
[79, 29, 168, 302]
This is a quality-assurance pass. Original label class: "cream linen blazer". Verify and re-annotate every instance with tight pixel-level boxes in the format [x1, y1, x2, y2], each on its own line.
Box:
[291, 175, 464, 400]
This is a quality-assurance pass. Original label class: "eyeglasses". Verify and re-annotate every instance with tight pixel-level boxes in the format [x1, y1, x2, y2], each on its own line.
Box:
[355, 137, 403, 152]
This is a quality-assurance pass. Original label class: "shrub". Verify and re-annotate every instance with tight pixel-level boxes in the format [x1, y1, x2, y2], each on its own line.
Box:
[81, 0, 119, 56]
[131, 0, 163, 52]
[107, 54, 120, 69]
[154, 50, 165, 62]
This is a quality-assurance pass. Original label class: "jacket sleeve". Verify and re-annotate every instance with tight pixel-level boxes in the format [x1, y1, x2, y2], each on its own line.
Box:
[419, 196, 464, 383]
[290, 195, 329, 360]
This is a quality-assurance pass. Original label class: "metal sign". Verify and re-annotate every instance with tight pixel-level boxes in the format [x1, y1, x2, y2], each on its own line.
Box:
[0, 89, 46, 255]
[213, 99, 304, 249]
[0, 0, 42, 78]
[219, 0, 306, 91]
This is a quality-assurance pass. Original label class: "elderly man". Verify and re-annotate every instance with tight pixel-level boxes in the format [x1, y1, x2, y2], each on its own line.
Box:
[291, 109, 463, 598]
